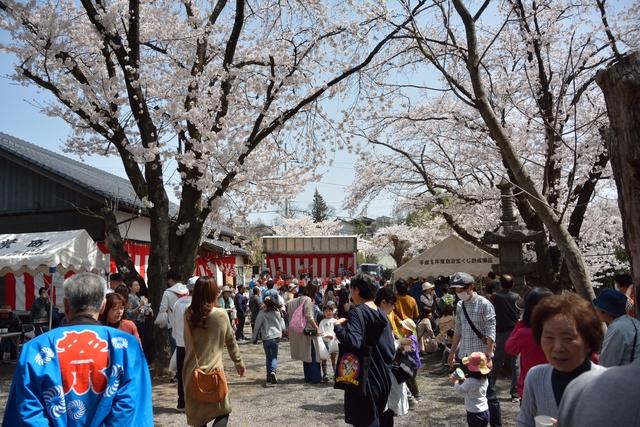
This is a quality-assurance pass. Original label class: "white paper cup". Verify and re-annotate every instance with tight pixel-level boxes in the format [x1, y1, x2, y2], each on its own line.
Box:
[534, 415, 556, 427]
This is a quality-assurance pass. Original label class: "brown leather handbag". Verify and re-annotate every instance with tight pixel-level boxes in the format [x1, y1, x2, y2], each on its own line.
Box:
[186, 321, 228, 403]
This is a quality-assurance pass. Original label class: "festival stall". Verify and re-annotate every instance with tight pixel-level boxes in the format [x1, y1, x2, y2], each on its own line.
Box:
[392, 235, 498, 280]
[98, 238, 246, 287]
[0, 230, 110, 327]
[195, 238, 250, 286]
[262, 236, 358, 279]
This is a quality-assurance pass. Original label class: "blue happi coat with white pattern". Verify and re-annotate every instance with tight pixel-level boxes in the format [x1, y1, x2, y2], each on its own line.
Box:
[3, 324, 152, 426]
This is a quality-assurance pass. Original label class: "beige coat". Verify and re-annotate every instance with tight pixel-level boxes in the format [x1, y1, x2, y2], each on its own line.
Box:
[183, 307, 244, 426]
[287, 296, 325, 363]
[417, 318, 438, 353]
[436, 314, 455, 345]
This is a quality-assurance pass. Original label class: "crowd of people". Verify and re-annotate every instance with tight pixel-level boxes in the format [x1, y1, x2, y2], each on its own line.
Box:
[2, 269, 639, 427]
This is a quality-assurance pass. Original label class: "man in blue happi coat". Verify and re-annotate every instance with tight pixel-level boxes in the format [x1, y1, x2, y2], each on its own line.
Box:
[3, 272, 153, 426]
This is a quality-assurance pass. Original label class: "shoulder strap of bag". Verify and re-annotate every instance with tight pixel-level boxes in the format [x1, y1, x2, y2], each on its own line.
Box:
[630, 317, 638, 363]
[185, 310, 205, 368]
[461, 301, 485, 341]
[356, 305, 376, 348]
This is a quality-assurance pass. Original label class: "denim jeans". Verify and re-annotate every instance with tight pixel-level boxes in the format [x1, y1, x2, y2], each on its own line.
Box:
[263, 338, 279, 375]
[303, 340, 322, 383]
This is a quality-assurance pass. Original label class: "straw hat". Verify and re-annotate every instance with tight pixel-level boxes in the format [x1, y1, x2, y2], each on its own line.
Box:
[422, 282, 435, 291]
[399, 318, 417, 336]
[462, 352, 491, 375]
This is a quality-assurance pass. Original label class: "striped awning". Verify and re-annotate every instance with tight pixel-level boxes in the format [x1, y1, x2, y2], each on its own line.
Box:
[265, 253, 356, 278]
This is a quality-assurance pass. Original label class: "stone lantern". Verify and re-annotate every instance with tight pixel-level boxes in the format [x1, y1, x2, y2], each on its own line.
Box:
[483, 179, 544, 289]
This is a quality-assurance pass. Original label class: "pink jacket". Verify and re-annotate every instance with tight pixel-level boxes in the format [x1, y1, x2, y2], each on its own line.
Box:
[504, 321, 547, 397]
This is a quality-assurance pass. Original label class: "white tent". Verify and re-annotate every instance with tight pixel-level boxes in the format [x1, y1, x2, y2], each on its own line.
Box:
[393, 235, 498, 280]
[0, 229, 109, 276]
[0, 230, 109, 327]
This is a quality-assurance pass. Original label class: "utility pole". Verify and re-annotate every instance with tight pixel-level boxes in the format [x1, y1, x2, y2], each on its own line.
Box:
[284, 141, 290, 218]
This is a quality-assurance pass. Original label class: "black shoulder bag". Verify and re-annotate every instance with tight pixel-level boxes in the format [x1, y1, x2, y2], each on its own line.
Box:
[391, 348, 417, 384]
[461, 302, 488, 345]
[334, 307, 372, 396]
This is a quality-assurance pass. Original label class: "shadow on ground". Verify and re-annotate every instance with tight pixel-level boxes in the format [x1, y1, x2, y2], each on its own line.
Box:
[0, 338, 520, 426]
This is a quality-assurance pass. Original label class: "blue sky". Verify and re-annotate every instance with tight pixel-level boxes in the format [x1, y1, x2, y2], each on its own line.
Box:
[4, 1, 631, 225]
[0, 41, 395, 225]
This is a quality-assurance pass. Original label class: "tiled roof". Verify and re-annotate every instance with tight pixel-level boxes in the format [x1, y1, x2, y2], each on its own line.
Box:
[202, 238, 250, 256]
[0, 132, 238, 237]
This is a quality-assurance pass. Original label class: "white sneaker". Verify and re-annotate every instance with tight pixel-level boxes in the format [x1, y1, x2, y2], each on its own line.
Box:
[408, 397, 416, 410]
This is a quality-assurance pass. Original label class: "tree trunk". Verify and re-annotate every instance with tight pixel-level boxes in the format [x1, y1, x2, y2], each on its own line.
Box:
[101, 207, 145, 287]
[169, 215, 205, 283]
[452, 0, 595, 301]
[146, 186, 171, 373]
[391, 237, 409, 268]
[596, 51, 640, 319]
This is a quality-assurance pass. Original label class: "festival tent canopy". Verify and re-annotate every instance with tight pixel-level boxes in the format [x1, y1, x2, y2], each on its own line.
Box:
[392, 235, 498, 280]
[0, 229, 109, 277]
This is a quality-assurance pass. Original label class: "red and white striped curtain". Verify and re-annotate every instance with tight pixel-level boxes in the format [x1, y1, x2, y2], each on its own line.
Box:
[265, 253, 356, 278]
[3, 271, 74, 311]
[4, 240, 150, 311]
[194, 254, 236, 278]
[97, 241, 151, 281]
[103, 242, 236, 280]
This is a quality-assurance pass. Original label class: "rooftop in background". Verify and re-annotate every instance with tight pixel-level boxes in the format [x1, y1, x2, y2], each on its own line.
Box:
[201, 238, 250, 257]
[0, 132, 238, 238]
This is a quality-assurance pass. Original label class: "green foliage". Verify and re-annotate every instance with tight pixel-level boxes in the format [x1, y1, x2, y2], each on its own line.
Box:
[404, 206, 436, 227]
[354, 219, 369, 236]
[357, 251, 379, 264]
[310, 188, 330, 223]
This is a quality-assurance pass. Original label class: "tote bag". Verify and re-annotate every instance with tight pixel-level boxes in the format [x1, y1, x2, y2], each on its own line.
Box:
[334, 307, 371, 396]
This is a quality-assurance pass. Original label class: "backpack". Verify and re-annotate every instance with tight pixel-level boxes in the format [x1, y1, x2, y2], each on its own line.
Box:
[290, 299, 307, 333]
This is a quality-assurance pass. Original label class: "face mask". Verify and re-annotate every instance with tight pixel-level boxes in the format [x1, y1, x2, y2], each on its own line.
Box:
[456, 291, 471, 302]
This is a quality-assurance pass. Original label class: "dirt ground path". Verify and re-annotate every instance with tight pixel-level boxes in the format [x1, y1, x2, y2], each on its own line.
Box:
[0, 339, 519, 426]
[153, 339, 520, 427]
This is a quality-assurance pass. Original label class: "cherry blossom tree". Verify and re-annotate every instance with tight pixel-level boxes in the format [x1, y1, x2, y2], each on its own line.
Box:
[0, 0, 422, 316]
[364, 221, 448, 267]
[345, 0, 638, 299]
[272, 216, 343, 236]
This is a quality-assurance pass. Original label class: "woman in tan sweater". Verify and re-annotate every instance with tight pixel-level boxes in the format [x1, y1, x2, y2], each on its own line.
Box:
[184, 277, 245, 427]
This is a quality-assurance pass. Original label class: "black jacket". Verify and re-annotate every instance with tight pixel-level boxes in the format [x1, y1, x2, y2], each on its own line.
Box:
[492, 290, 519, 333]
[335, 304, 395, 427]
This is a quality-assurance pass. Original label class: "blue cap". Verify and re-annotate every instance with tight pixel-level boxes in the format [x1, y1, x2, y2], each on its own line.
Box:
[449, 272, 475, 288]
[594, 288, 627, 318]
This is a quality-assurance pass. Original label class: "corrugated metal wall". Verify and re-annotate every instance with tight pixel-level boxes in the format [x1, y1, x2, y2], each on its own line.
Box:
[262, 236, 358, 254]
[0, 155, 98, 212]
